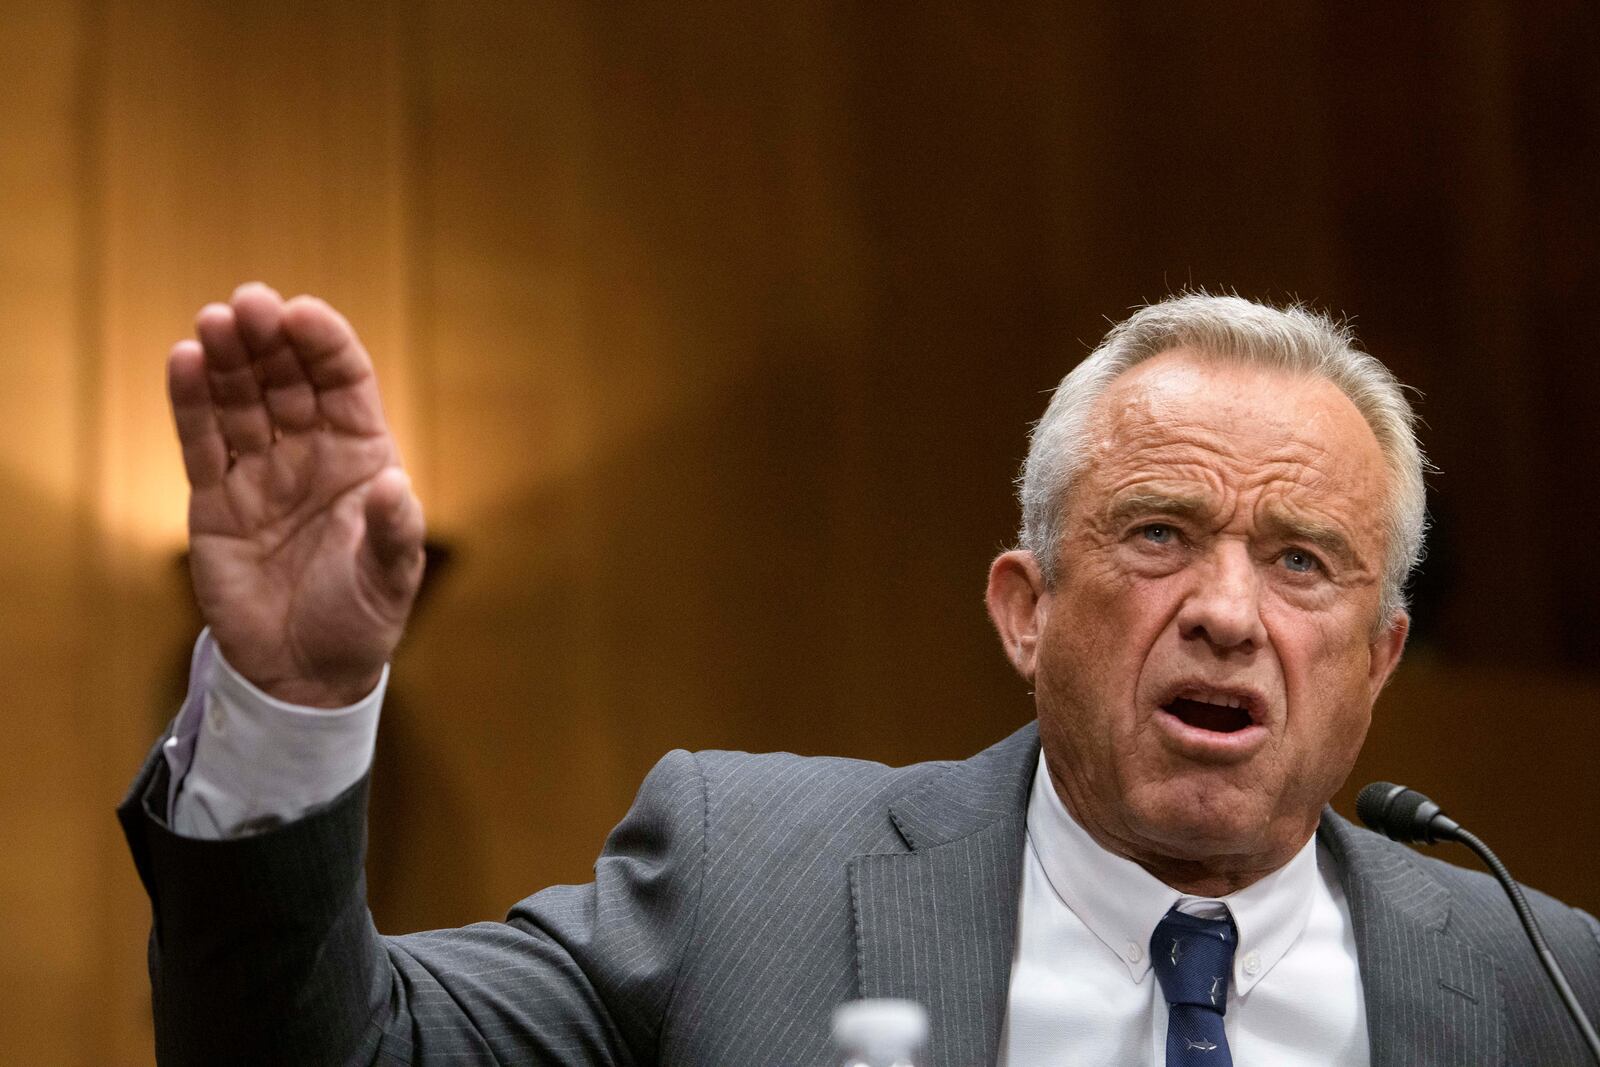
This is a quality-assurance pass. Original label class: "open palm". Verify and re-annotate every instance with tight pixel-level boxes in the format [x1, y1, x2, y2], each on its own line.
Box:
[170, 284, 425, 707]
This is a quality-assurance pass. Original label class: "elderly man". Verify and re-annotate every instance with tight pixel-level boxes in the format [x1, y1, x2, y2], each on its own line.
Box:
[122, 288, 1600, 1066]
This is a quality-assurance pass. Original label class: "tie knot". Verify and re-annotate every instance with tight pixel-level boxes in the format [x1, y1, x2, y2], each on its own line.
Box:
[1151, 907, 1237, 1013]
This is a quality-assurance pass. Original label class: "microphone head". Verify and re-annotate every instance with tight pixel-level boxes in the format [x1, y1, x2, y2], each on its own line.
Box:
[1356, 781, 1407, 835]
[1357, 780, 1457, 844]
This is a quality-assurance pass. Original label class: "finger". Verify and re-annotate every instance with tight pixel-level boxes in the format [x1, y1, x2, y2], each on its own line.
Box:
[168, 340, 229, 489]
[280, 295, 388, 437]
[229, 280, 284, 344]
[231, 283, 320, 434]
[195, 302, 274, 454]
[363, 467, 426, 592]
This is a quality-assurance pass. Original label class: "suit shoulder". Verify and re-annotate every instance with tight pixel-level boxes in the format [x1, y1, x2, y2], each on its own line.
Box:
[1414, 847, 1599, 944]
[1327, 814, 1600, 963]
[690, 747, 951, 818]
[690, 745, 951, 787]
[648, 747, 948, 861]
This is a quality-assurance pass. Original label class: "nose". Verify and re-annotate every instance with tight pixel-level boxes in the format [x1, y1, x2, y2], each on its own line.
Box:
[1176, 541, 1266, 654]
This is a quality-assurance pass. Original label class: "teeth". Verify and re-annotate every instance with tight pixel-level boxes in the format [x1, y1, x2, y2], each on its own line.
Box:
[1179, 690, 1248, 710]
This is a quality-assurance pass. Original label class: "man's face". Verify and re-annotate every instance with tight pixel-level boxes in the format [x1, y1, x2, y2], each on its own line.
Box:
[1023, 349, 1406, 876]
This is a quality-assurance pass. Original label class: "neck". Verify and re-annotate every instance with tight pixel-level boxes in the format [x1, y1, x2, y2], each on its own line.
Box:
[1120, 852, 1285, 898]
[1045, 764, 1311, 898]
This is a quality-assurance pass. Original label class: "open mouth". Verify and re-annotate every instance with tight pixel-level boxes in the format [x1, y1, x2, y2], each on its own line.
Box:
[1161, 694, 1257, 734]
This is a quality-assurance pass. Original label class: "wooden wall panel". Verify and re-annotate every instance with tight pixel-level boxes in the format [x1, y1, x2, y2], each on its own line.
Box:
[0, 1, 414, 1062]
[0, 4, 94, 1060]
[84, 3, 412, 1059]
[1340, 663, 1600, 919]
[378, 1, 920, 926]
[94, 0, 414, 553]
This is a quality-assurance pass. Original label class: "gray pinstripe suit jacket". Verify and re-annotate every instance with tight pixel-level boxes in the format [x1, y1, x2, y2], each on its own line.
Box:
[121, 721, 1600, 1066]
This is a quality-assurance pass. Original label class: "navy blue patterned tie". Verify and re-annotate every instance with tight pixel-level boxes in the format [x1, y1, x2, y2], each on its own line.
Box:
[1150, 906, 1237, 1065]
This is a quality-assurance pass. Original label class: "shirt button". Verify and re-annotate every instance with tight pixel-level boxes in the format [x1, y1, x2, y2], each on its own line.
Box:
[208, 708, 226, 737]
[1243, 951, 1261, 975]
[1127, 942, 1143, 963]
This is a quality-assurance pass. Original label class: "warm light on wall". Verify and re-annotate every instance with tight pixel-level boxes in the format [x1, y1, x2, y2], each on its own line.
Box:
[99, 437, 191, 555]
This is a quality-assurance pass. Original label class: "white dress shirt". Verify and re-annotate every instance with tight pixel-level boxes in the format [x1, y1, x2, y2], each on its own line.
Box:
[164, 631, 385, 838]
[1000, 752, 1369, 1065]
[167, 631, 1370, 1064]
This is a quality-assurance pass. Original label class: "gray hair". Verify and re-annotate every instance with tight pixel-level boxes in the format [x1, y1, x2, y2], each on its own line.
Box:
[1018, 293, 1428, 625]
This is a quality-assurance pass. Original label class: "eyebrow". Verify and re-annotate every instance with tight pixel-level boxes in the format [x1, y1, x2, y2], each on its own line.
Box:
[1105, 491, 1217, 528]
[1259, 507, 1359, 567]
[1106, 492, 1362, 568]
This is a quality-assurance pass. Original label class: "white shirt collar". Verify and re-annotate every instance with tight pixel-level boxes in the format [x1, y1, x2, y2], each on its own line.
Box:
[1025, 750, 1319, 996]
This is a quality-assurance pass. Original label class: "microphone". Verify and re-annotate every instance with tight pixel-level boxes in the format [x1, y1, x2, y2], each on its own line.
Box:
[1355, 781, 1461, 844]
[1357, 782, 1600, 1063]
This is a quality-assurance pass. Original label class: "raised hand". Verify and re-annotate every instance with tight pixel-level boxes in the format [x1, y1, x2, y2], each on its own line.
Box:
[169, 283, 425, 707]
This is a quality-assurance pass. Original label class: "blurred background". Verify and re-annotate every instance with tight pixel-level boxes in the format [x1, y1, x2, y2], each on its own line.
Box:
[2, 1, 1597, 1062]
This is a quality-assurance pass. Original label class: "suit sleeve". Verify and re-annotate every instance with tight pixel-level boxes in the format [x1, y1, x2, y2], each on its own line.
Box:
[119, 739, 709, 1067]
[1578, 907, 1600, 1006]
[1582, 908, 1600, 949]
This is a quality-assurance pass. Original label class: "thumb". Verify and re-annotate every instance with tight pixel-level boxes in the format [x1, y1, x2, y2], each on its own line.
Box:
[363, 466, 426, 588]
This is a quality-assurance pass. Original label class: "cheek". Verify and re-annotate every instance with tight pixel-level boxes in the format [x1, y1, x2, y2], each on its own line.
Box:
[1270, 610, 1376, 740]
[1055, 565, 1157, 646]
[1042, 563, 1180, 694]
[1315, 616, 1374, 684]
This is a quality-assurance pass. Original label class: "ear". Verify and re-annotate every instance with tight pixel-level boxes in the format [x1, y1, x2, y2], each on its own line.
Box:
[986, 549, 1051, 682]
[1366, 610, 1410, 701]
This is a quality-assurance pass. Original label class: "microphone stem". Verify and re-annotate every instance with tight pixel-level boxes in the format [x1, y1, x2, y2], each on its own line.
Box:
[1451, 827, 1600, 1063]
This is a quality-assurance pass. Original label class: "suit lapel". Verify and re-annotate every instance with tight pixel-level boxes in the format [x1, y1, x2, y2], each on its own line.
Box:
[850, 723, 1037, 1067]
[1320, 813, 1506, 1067]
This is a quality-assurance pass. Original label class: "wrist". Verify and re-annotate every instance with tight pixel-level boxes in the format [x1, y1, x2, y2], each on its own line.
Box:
[211, 640, 384, 710]
[256, 672, 384, 709]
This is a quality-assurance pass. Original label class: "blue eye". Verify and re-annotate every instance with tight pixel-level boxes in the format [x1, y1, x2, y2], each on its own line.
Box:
[1141, 524, 1176, 545]
[1282, 549, 1321, 574]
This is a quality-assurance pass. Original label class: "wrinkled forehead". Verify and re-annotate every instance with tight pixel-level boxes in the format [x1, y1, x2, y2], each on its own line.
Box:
[1082, 349, 1392, 513]
[1094, 347, 1377, 442]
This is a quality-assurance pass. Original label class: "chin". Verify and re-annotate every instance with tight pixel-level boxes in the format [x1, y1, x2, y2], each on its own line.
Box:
[1128, 784, 1272, 859]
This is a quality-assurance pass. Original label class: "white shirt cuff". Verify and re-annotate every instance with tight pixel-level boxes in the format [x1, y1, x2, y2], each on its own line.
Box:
[163, 629, 385, 839]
